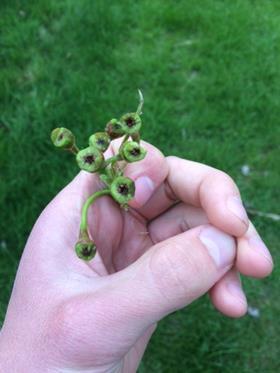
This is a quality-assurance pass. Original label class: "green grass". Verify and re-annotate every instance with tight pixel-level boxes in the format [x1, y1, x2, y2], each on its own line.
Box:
[0, 0, 279, 371]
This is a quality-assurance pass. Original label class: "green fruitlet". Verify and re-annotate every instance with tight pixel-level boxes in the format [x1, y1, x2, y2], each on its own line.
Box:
[50, 90, 147, 261]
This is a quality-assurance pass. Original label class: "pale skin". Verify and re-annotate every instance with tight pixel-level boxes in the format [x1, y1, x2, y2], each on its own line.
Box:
[0, 139, 273, 373]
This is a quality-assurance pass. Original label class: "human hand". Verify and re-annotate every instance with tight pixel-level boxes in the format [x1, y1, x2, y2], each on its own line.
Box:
[0, 140, 273, 373]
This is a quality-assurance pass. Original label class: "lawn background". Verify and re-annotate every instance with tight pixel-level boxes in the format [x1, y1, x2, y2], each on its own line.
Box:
[0, 0, 279, 371]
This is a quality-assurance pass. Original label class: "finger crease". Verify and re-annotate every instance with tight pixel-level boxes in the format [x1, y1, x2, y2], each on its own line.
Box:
[164, 179, 178, 203]
[179, 217, 190, 233]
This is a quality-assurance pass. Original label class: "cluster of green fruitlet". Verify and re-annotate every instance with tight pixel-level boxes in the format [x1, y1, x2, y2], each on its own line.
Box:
[51, 91, 146, 261]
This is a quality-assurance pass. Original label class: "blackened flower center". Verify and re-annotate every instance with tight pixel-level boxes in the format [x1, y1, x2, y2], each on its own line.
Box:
[58, 133, 64, 141]
[84, 155, 95, 164]
[118, 184, 129, 195]
[111, 122, 121, 130]
[130, 147, 140, 156]
[82, 246, 92, 256]
[125, 117, 135, 127]
[97, 138, 105, 145]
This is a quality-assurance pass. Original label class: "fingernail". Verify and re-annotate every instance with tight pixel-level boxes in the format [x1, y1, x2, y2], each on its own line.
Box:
[227, 196, 248, 225]
[249, 237, 273, 264]
[199, 226, 236, 269]
[134, 176, 155, 206]
[227, 281, 247, 305]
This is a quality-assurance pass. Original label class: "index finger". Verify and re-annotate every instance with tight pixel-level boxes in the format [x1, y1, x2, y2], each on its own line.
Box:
[138, 156, 249, 237]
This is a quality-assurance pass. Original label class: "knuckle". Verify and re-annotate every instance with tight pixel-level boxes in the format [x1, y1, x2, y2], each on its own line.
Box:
[46, 296, 99, 352]
[48, 299, 81, 344]
[166, 155, 179, 163]
[166, 155, 182, 170]
[45, 297, 105, 362]
[201, 170, 239, 199]
[215, 171, 238, 191]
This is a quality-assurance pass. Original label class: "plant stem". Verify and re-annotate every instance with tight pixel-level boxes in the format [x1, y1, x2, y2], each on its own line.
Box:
[80, 189, 111, 236]
[104, 154, 121, 167]
[136, 89, 144, 115]
[69, 144, 79, 155]
[120, 134, 129, 147]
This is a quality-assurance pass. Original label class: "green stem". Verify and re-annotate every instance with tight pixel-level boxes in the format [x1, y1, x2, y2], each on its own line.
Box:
[68, 144, 79, 155]
[110, 162, 117, 178]
[120, 134, 129, 147]
[104, 154, 121, 167]
[136, 89, 144, 115]
[80, 189, 111, 236]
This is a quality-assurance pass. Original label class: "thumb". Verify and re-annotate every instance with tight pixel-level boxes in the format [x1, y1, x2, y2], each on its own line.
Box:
[108, 225, 236, 325]
[54, 225, 236, 365]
